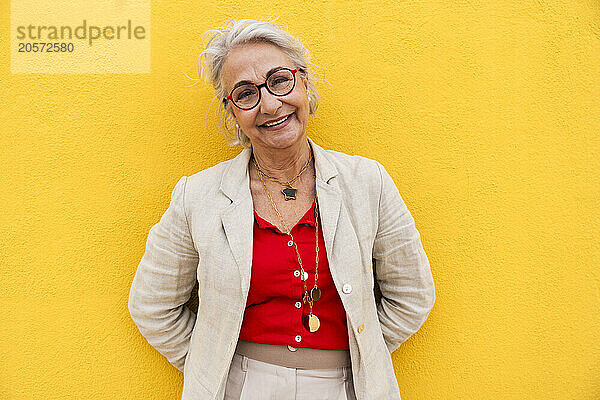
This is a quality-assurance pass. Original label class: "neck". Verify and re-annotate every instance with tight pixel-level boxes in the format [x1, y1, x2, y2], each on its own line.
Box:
[251, 137, 312, 182]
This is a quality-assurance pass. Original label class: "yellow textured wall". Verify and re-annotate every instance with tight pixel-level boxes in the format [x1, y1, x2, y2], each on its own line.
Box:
[1, 1, 599, 399]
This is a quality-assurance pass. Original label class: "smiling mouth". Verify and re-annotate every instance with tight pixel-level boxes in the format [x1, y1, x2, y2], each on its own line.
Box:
[260, 113, 293, 127]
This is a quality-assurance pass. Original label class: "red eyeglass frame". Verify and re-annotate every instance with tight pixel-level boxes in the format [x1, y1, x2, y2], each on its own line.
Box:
[223, 67, 304, 110]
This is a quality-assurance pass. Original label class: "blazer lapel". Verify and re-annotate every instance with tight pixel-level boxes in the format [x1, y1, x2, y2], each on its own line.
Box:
[220, 146, 254, 298]
[309, 137, 342, 272]
[309, 138, 363, 322]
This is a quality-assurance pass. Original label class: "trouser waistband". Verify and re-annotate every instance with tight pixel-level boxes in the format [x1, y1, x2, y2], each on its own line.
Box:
[234, 339, 351, 370]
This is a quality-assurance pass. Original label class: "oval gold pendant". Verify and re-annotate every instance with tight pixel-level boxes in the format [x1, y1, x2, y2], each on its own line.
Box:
[308, 313, 320, 332]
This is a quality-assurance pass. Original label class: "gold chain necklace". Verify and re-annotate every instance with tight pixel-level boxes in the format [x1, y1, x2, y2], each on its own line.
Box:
[254, 162, 322, 333]
[253, 151, 313, 200]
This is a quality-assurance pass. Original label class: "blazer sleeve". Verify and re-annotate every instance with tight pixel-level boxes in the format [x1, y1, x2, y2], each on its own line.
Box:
[372, 161, 436, 354]
[128, 176, 199, 372]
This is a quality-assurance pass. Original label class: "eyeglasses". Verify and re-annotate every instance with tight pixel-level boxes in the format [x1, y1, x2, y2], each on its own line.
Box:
[224, 67, 304, 110]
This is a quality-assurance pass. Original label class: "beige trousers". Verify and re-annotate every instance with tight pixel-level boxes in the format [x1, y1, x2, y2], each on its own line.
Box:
[224, 352, 357, 400]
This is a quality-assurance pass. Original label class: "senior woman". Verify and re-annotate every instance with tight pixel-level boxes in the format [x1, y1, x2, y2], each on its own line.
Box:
[128, 19, 435, 400]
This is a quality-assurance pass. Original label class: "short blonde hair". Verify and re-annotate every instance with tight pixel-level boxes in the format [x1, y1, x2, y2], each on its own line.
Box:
[189, 18, 322, 148]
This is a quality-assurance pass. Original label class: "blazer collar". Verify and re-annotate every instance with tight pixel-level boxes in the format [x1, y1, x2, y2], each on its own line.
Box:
[219, 136, 339, 203]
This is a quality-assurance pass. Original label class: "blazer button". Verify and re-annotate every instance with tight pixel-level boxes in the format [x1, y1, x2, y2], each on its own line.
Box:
[294, 270, 301, 277]
[295, 301, 302, 309]
[342, 283, 352, 294]
[288, 240, 294, 247]
[288, 345, 298, 352]
[358, 323, 365, 334]
[295, 335, 302, 343]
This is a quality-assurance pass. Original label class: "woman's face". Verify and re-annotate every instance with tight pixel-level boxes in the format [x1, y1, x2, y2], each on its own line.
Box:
[221, 41, 310, 151]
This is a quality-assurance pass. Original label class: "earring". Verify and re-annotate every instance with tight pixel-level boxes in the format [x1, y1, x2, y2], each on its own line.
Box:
[235, 123, 243, 143]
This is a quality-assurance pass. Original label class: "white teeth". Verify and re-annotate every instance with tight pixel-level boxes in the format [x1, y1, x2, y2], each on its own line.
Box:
[263, 114, 290, 127]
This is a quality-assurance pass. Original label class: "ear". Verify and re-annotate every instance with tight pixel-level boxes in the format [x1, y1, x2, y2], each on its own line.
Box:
[223, 105, 237, 127]
[223, 99, 236, 118]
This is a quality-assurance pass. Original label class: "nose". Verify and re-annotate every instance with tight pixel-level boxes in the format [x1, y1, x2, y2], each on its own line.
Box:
[258, 86, 282, 115]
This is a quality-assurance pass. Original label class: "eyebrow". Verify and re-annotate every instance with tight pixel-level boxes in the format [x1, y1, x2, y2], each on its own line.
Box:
[231, 66, 283, 91]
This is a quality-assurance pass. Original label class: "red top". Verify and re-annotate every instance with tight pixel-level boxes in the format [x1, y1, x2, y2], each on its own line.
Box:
[238, 199, 350, 350]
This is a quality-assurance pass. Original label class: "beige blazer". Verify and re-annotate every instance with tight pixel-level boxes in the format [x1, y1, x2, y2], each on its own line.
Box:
[128, 137, 435, 400]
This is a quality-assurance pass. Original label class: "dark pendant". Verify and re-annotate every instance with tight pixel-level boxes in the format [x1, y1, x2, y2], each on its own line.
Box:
[282, 186, 297, 200]
[302, 313, 310, 331]
[310, 287, 321, 302]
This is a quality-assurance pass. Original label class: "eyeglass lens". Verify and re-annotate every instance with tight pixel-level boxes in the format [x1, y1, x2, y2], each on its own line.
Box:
[231, 69, 295, 109]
